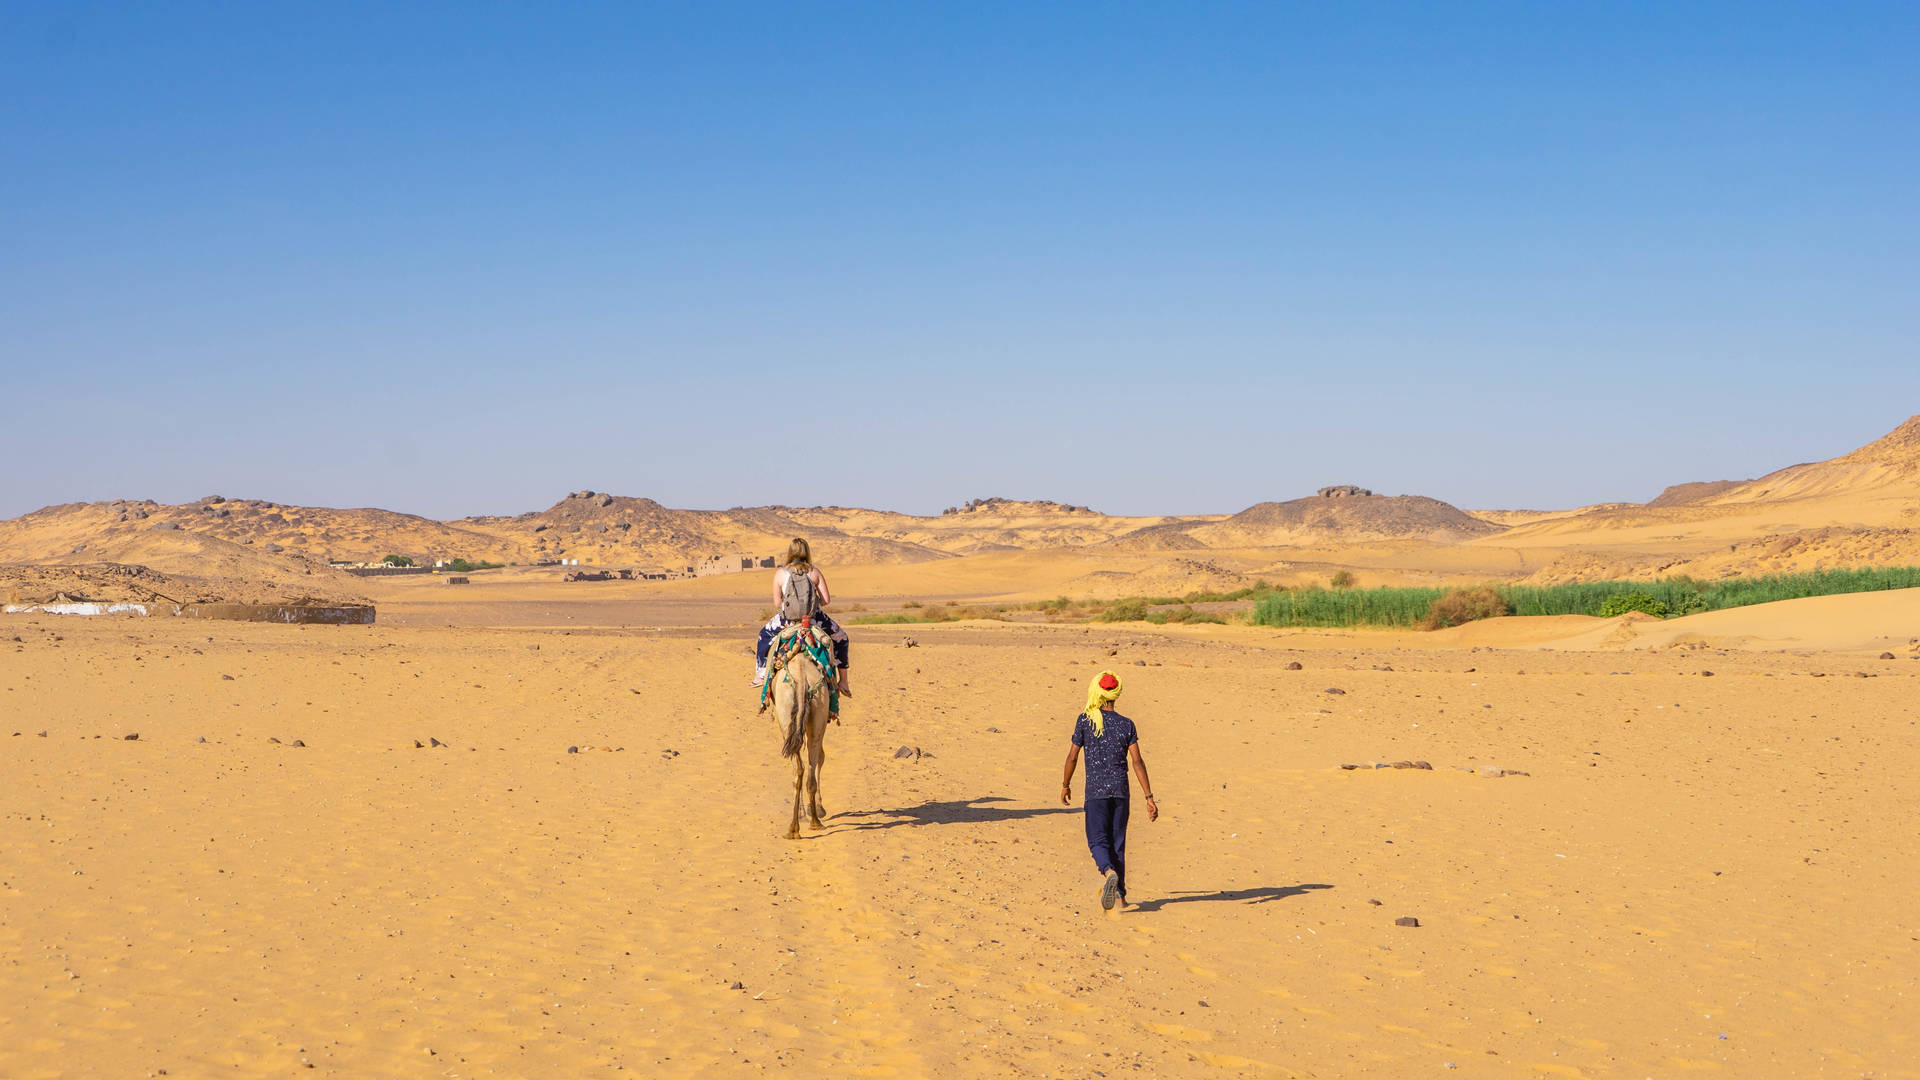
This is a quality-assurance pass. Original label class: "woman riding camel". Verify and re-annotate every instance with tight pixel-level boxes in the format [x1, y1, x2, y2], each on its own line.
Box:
[753, 538, 851, 698]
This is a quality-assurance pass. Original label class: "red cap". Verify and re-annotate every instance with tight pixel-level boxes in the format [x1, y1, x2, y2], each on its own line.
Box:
[1098, 673, 1119, 691]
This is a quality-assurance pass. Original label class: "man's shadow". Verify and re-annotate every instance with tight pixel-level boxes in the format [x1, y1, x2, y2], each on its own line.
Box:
[833, 796, 1077, 831]
[1128, 883, 1333, 912]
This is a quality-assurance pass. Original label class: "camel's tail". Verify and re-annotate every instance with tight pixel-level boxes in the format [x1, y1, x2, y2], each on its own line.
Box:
[780, 710, 804, 759]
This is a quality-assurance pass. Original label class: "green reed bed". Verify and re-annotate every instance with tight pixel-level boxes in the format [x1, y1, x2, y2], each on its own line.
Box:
[1249, 567, 1920, 629]
[1249, 586, 1450, 629]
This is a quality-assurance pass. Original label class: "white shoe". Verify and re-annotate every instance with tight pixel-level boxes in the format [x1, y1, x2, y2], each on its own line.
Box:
[751, 671, 767, 687]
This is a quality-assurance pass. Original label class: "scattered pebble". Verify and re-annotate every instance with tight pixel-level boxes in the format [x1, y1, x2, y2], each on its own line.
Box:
[1395, 917, 1420, 927]
[1880, 651, 1896, 660]
[1323, 687, 1346, 695]
[1285, 661, 1303, 671]
[123, 733, 139, 741]
[1367, 898, 1383, 906]
[730, 981, 745, 990]
[567, 746, 580, 754]
[291, 739, 305, 748]
[220, 674, 235, 681]
[429, 737, 444, 748]
[893, 746, 918, 760]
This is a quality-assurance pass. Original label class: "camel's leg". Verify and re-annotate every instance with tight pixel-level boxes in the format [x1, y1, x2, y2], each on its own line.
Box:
[788, 747, 804, 840]
[807, 698, 827, 829]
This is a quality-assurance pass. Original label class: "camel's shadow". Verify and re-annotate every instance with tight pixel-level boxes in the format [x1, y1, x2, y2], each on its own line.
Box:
[1127, 883, 1333, 912]
[833, 796, 1077, 831]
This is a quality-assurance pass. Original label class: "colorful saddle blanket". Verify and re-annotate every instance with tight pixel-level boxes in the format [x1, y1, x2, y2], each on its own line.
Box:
[759, 622, 839, 716]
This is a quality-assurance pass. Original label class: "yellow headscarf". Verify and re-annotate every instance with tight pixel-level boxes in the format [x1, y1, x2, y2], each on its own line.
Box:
[1082, 670, 1123, 737]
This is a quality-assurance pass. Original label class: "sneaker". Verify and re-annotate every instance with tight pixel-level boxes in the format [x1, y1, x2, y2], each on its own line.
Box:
[1100, 870, 1121, 911]
[751, 672, 767, 687]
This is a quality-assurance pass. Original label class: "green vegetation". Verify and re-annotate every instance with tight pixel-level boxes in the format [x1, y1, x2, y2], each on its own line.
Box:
[443, 557, 504, 573]
[1329, 570, 1355, 590]
[851, 583, 1275, 626]
[1249, 584, 1448, 629]
[1421, 585, 1513, 629]
[1248, 567, 1920, 630]
[382, 554, 414, 567]
[1596, 591, 1681, 618]
[848, 568, 1920, 632]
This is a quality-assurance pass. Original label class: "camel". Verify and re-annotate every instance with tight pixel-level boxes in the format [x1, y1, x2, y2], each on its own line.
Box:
[764, 623, 836, 839]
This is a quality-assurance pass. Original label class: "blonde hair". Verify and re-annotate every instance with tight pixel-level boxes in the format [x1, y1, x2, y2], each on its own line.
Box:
[785, 537, 813, 571]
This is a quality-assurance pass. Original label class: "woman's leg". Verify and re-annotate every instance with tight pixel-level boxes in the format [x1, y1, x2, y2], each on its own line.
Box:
[753, 614, 785, 682]
[816, 612, 851, 693]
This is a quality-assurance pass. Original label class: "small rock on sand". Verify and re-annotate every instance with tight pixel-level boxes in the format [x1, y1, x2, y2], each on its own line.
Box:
[1395, 916, 1420, 927]
[291, 739, 306, 748]
[1285, 661, 1303, 671]
[567, 746, 580, 754]
[1324, 687, 1346, 695]
[1880, 652, 1897, 660]
[893, 746, 920, 760]
[123, 733, 139, 741]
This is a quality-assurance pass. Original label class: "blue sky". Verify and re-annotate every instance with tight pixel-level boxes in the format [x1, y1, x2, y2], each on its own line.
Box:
[3, 2, 1915, 520]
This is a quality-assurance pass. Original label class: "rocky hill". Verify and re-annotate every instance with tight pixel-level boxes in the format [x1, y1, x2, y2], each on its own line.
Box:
[1695, 415, 1920, 505]
[1111, 490, 1502, 550]
[6, 416, 1918, 591]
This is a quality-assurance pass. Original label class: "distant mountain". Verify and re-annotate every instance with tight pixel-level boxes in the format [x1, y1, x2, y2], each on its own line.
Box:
[1110, 490, 1501, 550]
[1645, 480, 1747, 508]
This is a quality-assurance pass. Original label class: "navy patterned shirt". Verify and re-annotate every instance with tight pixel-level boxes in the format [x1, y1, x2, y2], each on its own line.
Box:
[1072, 710, 1138, 800]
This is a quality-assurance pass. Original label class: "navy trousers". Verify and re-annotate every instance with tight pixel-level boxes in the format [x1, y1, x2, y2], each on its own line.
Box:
[1084, 797, 1131, 898]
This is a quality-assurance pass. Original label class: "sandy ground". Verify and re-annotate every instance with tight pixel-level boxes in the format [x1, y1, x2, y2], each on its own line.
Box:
[4, 586, 1918, 1079]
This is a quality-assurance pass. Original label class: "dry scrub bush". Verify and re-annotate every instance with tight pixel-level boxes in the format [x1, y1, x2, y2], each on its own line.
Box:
[1419, 585, 1512, 630]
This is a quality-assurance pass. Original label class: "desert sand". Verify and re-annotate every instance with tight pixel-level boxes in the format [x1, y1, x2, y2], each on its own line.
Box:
[5, 417, 1920, 1077]
[4, 574, 1918, 1079]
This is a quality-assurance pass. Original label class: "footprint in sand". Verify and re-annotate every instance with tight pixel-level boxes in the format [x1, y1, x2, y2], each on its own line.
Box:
[1175, 951, 1220, 979]
[1144, 1020, 1213, 1042]
[1201, 1051, 1276, 1069]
